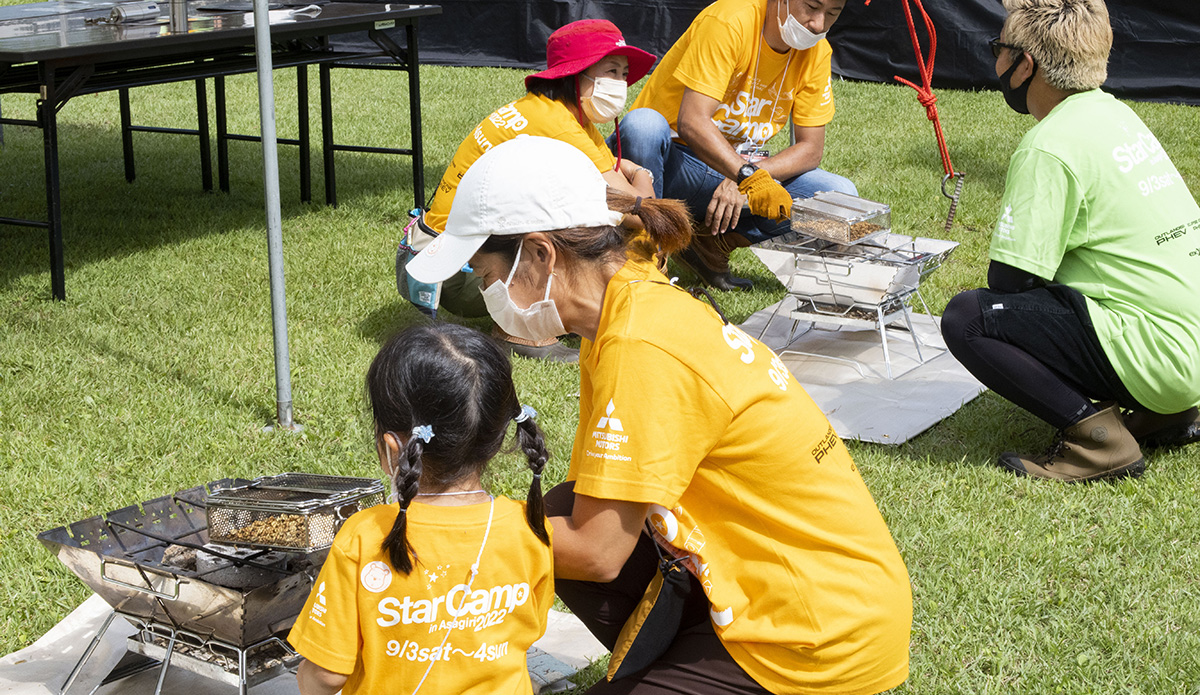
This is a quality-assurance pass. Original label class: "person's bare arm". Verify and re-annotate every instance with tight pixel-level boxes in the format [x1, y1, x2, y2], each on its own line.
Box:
[603, 166, 655, 198]
[676, 87, 798, 232]
[757, 123, 826, 181]
[549, 495, 649, 582]
[297, 659, 349, 695]
[677, 87, 747, 180]
[617, 159, 657, 198]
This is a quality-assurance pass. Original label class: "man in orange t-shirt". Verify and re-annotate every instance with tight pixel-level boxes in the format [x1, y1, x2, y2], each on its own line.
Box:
[614, 0, 855, 291]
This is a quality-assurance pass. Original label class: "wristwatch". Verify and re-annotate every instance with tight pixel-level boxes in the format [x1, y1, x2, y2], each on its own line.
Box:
[736, 162, 758, 184]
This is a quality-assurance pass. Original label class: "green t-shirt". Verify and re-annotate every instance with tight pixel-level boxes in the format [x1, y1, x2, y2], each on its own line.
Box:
[989, 89, 1200, 414]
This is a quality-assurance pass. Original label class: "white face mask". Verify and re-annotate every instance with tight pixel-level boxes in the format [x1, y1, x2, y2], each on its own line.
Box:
[580, 75, 628, 124]
[778, 0, 826, 51]
[481, 242, 567, 342]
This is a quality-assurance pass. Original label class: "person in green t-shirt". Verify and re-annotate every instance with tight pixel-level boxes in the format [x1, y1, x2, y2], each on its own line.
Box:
[940, 0, 1200, 483]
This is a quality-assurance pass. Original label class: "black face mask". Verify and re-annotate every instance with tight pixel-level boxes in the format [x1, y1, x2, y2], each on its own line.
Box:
[998, 52, 1037, 115]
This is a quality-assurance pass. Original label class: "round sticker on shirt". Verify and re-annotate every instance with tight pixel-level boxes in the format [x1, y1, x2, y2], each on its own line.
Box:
[361, 561, 393, 593]
[647, 504, 678, 542]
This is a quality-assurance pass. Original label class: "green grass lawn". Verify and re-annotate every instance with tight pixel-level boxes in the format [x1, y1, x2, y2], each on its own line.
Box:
[2, 56, 1200, 693]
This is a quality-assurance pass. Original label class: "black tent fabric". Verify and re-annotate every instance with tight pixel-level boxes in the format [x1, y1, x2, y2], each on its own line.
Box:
[345, 0, 1200, 105]
[827, 0, 1200, 106]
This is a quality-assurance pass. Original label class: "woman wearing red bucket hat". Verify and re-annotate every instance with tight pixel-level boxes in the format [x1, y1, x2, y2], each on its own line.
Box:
[395, 19, 657, 362]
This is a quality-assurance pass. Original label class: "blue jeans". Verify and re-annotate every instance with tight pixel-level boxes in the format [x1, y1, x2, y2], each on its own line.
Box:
[610, 108, 857, 244]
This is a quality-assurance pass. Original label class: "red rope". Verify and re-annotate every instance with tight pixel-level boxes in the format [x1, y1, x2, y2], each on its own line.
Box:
[867, 0, 956, 176]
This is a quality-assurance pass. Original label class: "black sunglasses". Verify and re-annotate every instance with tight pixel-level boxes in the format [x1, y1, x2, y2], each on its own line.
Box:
[989, 37, 1023, 59]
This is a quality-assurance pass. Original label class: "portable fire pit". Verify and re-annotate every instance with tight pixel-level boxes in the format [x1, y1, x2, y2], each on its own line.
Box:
[38, 476, 383, 694]
[752, 231, 959, 379]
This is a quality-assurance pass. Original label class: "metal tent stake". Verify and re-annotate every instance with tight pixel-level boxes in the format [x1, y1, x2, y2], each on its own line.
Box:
[252, 0, 297, 431]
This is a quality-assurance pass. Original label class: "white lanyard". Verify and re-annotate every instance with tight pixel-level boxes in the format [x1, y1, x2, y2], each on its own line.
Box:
[746, 26, 794, 152]
[409, 496, 496, 695]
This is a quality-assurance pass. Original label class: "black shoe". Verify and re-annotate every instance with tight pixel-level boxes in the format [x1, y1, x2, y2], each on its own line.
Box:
[504, 340, 579, 363]
[1124, 407, 1200, 449]
[675, 248, 753, 292]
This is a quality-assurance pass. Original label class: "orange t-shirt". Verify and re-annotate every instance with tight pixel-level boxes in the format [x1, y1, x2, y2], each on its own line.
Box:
[423, 92, 616, 237]
[568, 257, 911, 694]
[631, 0, 835, 148]
[288, 498, 555, 695]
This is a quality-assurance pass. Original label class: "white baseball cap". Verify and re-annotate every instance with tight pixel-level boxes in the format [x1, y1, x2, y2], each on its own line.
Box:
[406, 136, 625, 284]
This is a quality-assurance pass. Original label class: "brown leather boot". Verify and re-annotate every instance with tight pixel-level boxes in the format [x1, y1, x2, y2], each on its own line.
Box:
[676, 232, 754, 292]
[1123, 406, 1200, 449]
[997, 404, 1146, 482]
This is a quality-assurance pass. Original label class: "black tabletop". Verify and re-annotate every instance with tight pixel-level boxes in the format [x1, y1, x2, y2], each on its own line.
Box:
[0, 0, 440, 64]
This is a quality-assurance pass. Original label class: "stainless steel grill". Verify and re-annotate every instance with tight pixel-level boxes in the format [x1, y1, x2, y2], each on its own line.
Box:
[38, 476, 380, 694]
[752, 232, 959, 379]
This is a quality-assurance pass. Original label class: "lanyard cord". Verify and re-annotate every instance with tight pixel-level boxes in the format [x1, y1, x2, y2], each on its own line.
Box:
[409, 496, 496, 695]
[746, 14, 794, 151]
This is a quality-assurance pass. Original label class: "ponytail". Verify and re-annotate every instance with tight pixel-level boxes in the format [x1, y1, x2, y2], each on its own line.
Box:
[514, 414, 551, 547]
[381, 431, 424, 574]
[606, 189, 694, 255]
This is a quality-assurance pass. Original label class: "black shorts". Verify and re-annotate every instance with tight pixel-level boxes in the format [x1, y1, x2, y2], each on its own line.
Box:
[971, 284, 1143, 410]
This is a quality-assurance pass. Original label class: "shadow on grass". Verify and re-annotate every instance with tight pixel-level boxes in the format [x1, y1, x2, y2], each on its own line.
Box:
[862, 392, 1055, 470]
[78, 327, 278, 424]
[356, 300, 428, 345]
[0, 118, 435, 298]
[354, 299, 496, 348]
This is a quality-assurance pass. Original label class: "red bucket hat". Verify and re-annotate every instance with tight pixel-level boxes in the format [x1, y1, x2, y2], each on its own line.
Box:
[524, 19, 657, 89]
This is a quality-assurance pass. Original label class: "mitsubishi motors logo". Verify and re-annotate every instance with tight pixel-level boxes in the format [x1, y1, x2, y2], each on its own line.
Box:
[997, 204, 1016, 241]
[308, 581, 329, 625]
[596, 399, 624, 431]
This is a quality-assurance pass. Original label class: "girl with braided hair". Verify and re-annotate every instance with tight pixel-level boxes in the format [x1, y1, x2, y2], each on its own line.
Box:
[289, 322, 555, 695]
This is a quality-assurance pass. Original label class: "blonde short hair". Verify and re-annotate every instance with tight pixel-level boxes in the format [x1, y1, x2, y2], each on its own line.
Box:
[1002, 0, 1112, 91]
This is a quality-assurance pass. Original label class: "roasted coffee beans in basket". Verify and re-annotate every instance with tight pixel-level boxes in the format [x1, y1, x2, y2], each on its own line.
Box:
[206, 473, 384, 552]
[790, 193, 891, 245]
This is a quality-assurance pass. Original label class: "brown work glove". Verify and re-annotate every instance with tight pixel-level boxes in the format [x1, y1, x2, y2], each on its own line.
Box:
[737, 169, 792, 220]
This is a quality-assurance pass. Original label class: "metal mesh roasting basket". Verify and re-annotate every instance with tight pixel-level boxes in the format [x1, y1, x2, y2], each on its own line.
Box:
[206, 473, 384, 552]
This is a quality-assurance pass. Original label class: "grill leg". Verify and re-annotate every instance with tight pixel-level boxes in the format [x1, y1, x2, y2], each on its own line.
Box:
[877, 306, 893, 380]
[238, 645, 249, 695]
[152, 629, 177, 695]
[60, 610, 117, 694]
[901, 305, 926, 364]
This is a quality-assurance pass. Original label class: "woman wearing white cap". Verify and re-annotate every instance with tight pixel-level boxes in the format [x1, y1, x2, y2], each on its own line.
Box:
[398, 19, 658, 363]
[407, 136, 911, 694]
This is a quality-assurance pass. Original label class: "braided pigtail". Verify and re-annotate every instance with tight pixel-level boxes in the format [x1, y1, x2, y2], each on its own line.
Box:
[381, 431, 425, 574]
[513, 405, 551, 546]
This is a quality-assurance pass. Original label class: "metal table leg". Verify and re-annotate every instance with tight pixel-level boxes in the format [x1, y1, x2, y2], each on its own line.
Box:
[195, 74, 213, 192]
[406, 19, 424, 209]
[119, 88, 135, 183]
[39, 63, 65, 301]
[298, 65, 311, 203]
[216, 75, 229, 192]
[319, 62, 335, 207]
